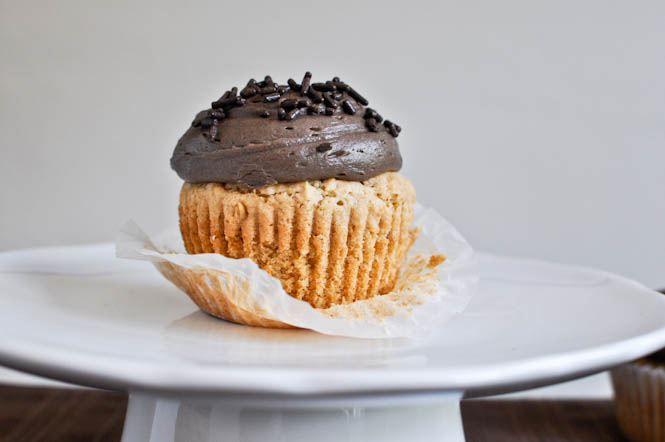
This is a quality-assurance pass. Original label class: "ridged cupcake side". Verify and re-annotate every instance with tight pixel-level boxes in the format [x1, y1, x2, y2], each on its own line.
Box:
[178, 172, 417, 309]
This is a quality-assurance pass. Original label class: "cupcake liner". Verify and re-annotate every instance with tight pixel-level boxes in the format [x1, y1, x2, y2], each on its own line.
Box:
[116, 203, 477, 339]
[611, 360, 665, 442]
[155, 261, 293, 328]
[178, 173, 416, 308]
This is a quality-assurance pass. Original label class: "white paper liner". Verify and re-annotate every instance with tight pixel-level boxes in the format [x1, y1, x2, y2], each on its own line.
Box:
[116, 203, 477, 339]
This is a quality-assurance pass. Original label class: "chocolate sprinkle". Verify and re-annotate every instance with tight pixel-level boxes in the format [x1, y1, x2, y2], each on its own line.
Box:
[347, 87, 368, 105]
[240, 79, 256, 98]
[308, 103, 325, 115]
[210, 119, 220, 141]
[193, 109, 225, 127]
[307, 88, 323, 103]
[208, 109, 225, 120]
[384, 120, 400, 137]
[218, 87, 237, 101]
[322, 92, 337, 108]
[259, 110, 270, 118]
[365, 118, 380, 132]
[211, 97, 234, 109]
[286, 107, 307, 121]
[333, 82, 348, 92]
[287, 78, 301, 92]
[342, 100, 356, 115]
[311, 82, 335, 92]
[325, 107, 335, 115]
[263, 92, 281, 103]
[239, 88, 256, 98]
[297, 98, 311, 108]
[258, 86, 277, 95]
[279, 99, 298, 110]
[300, 71, 312, 96]
[364, 108, 382, 123]
[278, 108, 286, 120]
[211, 95, 245, 109]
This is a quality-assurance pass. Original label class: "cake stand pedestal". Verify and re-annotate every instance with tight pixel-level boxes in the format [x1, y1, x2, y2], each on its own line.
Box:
[121, 392, 465, 442]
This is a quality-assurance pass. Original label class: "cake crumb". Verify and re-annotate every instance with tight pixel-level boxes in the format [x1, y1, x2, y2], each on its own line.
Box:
[428, 254, 446, 268]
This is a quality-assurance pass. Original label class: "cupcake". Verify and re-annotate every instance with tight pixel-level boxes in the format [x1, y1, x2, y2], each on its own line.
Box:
[169, 73, 417, 321]
[612, 348, 665, 442]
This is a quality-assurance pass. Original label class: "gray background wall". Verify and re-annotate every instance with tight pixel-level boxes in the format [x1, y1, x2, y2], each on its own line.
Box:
[1, 0, 664, 288]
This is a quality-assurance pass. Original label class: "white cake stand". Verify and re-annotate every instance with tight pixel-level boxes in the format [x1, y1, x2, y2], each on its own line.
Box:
[1, 244, 664, 442]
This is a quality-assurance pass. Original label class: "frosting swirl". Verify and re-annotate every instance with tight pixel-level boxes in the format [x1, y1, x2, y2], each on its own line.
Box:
[170, 74, 402, 188]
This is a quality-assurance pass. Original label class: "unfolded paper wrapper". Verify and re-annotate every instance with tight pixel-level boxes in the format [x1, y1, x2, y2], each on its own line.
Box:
[116, 203, 477, 339]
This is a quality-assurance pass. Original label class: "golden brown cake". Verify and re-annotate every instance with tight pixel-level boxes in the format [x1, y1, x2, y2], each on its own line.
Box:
[170, 72, 416, 322]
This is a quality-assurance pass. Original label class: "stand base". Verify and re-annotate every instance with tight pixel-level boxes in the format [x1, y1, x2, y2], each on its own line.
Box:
[121, 392, 465, 442]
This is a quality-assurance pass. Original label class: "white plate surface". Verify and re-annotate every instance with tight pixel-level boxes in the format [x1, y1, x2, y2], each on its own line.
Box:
[0, 244, 664, 398]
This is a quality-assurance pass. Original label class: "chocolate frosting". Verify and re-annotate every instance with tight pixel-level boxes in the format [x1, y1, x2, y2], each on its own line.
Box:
[171, 76, 402, 188]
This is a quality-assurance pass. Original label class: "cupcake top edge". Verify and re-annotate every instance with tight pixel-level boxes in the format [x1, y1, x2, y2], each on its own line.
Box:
[170, 73, 403, 189]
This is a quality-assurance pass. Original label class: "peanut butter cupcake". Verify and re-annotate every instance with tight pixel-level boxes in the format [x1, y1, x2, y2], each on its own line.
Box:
[170, 73, 417, 319]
